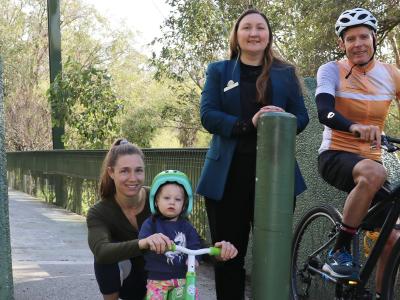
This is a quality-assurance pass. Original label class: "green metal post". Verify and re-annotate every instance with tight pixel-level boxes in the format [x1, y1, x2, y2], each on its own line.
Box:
[47, 0, 64, 149]
[0, 59, 14, 299]
[252, 112, 296, 300]
[47, 0, 66, 207]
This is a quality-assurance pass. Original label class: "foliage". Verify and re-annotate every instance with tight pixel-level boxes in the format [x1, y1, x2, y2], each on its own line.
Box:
[265, 0, 400, 76]
[0, 0, 53, 150]
[152, 0, 400, 142]
[47, 59, 121, 149]
[120, 106, 160, 148]
[5, 92, 52, 151]
[1, 0, 174, 150]
[2, 0, 399, 150]
[154, 0, 400, 77]
[160, 83, 202, 147]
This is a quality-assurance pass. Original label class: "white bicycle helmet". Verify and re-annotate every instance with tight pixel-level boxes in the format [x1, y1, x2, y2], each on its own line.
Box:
[335, 8, 377, 37]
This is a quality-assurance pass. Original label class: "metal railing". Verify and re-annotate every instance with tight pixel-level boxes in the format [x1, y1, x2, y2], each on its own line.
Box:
[7, 148, 210, 240]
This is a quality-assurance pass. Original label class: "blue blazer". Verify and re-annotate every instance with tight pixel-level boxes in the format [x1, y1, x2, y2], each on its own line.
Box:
[196, 59, 309, 201]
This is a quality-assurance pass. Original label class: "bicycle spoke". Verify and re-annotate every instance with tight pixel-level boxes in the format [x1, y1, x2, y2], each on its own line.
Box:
[292, 206, 342, 299]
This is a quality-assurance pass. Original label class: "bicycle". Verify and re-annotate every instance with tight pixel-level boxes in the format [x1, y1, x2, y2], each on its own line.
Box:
[291, 135, 400, 300]
[155, 243, 221, 300]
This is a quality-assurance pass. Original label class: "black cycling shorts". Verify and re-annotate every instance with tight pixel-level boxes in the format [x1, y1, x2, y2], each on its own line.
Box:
[94, 258, 146, 300]
[318, 150, 366, 193]
[318, 150, 391, 229]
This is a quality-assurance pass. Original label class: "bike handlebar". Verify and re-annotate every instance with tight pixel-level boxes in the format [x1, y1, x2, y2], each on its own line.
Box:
[384, 135, 400, 144]
[381, 135, 400, 153]
[353, 133, 400, 153]
[168, 243, 222, 256]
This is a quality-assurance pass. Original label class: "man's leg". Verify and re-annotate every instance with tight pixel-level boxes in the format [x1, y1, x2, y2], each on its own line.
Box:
[319, 152, 387, 277]
[342, 160, 386, 228]
[327, 160, 386, 278]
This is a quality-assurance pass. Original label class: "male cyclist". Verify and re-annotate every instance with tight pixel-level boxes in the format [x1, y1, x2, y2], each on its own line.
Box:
[315, 7, 400, 297]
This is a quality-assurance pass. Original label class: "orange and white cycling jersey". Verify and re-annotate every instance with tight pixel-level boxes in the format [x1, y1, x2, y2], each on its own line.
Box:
[316, 59, 400, 161]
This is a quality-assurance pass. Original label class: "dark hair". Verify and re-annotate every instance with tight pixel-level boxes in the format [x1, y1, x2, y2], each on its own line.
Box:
[229, 9, 289, 104]
[99, 138, 144, 201]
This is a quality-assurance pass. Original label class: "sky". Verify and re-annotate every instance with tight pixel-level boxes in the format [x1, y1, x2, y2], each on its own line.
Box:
[81, 0, 171, 54]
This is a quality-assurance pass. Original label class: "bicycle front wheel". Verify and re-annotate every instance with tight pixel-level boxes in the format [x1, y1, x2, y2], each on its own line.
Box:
[381, 237, 400, 299]
[291, 205, 342, 300]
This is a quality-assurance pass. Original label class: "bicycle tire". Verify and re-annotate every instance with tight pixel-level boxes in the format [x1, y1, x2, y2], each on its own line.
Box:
[291, 204, 342, 300]
[381, 237, 400, 299]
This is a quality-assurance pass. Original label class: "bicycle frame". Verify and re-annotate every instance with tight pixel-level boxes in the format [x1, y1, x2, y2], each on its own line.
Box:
[356, 184, 400, 292]
[166, 244, 221, 300]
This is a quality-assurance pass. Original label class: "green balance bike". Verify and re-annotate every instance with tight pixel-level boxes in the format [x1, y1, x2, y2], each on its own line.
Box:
[162, 244, 221, 300]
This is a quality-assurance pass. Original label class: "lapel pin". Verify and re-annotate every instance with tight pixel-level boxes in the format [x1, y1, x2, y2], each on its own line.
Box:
[223, 80, 239, 92]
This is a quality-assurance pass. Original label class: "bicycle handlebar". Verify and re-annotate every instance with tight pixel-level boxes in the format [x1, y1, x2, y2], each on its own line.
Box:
[353, 133, 400, 153]
[381, 135, 400, 153]
[384, 135, 400, 144]
[168, 243, 222, 256]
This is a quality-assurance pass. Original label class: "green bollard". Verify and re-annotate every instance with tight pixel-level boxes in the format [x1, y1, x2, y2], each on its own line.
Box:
[0, 59, 14, 299]
[252, 112, 296, 300]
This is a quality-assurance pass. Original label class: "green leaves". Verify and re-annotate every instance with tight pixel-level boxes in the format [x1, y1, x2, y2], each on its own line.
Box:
[47, 58, 121, 149]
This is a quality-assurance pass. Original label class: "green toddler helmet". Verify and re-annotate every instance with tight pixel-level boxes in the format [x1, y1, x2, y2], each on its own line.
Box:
[149, 170, 193, 217]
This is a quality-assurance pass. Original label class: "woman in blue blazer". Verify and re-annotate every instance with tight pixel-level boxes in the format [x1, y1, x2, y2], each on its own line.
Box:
[196, 8, 309, 300]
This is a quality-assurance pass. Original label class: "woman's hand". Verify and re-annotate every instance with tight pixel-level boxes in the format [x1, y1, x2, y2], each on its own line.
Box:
[138, 233, 172, 254]
[252, 105, 285, 127]
[214, 241, 238, 261]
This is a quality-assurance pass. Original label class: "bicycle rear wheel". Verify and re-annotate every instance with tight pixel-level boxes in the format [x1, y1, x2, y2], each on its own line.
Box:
[381, 237, 400, 299]
[291, 205, 342, 300]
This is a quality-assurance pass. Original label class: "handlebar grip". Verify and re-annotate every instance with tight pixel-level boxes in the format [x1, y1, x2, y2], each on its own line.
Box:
[168, 243, 176, 252]
[209, 247, 221, 256]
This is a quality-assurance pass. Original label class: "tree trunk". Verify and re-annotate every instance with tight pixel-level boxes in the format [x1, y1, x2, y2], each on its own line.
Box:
[388, 31, 400, 69]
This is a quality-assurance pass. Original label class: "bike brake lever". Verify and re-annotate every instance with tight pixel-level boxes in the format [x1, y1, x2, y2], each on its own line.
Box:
[381, 135, 398, 153]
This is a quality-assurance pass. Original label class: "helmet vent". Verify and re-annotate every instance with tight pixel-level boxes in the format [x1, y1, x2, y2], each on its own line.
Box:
[358, 13, 368, 20]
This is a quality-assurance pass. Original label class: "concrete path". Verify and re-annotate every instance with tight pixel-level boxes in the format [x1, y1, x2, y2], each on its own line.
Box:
[9, 189, 230, 300]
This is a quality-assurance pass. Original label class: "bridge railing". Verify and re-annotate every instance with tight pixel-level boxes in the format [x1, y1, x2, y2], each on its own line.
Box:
[7, 148, 210, 240]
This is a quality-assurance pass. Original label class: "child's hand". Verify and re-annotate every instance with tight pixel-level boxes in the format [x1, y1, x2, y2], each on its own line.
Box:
[214, 241, 238, 261]
[138, 233, 172, 254]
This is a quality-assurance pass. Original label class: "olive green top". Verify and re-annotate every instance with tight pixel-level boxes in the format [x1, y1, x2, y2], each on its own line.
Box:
[86, 186, 151, 264]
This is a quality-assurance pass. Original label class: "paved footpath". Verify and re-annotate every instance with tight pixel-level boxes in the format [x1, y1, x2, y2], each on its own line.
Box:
[9, 189, 230, 300]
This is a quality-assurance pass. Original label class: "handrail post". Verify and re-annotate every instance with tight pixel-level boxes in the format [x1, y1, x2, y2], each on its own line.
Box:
[252, 112, 296, 299]
[0, 58, 14, 299]
[47, 0, 64, 149]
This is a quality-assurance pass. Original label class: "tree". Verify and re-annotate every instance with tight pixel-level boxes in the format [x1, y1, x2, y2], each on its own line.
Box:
[152, 0, 400, 143]
[47, 59, 121, 149]
[0, 0, 53, 150]
[265, 0, 400, 76]
[1, 0, 172, 150]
